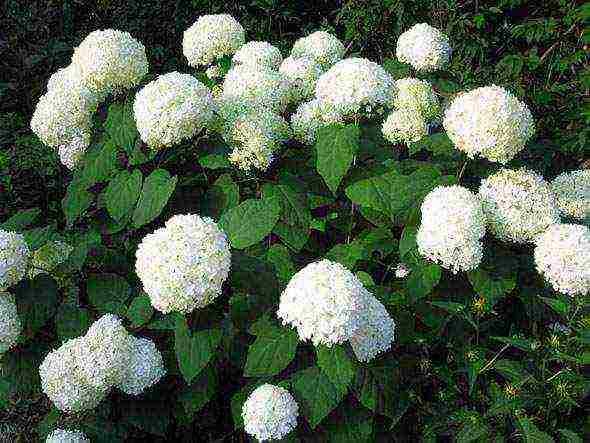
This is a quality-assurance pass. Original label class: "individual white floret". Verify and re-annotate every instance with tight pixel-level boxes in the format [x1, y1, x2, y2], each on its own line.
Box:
[534, 224, 590, 296]
[315, 58, 396, 118]
[136, 214, 231, 314]
[382, 108, 428, 144]
[279, 56, 324, 104]
[134, 72, 215, 149]
[183, 14, 245, 67]
[291, 31, 345, 69]
[350, 294, 395, 362]
[233, 41, 283, 70]
[242, 384, 298, 442]
[290, 99, 343, 145]
[550, 170, 590, 221]
[46, 429, 89, 443]
[72, 29, 148, 94]
[395, 263, 410, 279]
[0, 229, 30, 290]
[277, 259, 368, 347]
[479, 168, 560, 243]
[394, 77, 440, 122]
[443, 85, 535, 164]
[396, 23, 451, 72]
[0, 292, 21, 354]
[116, 337, 166, 396]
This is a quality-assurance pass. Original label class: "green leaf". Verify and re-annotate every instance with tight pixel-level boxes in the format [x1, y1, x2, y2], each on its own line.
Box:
[198, 153, 231, 169]
[325, 242, 367, 270]
[493, 359, 530, 385]
[15, 275, 58, 338]
[353, 362, 405, 420]
[87, 273, 131, 315]
[491, 336, 538, 353]
[105, 100, 138, 152]
[230, 252, 280, 301]
[265, 244, 295, 286]
[62, 178, 94, 227]
[79, 141, 120, 187]
[122, 399, 170, 437]
[456, 419, 489, 443]
[406, 263, 441, 300]
[132, 169, 177, 228]
[410, 133, 456, 158]
[399, 226, 418, 259]
[325, 404, 373, 443]
[539, 296, 569, 316]
[1, 208, 40, 231]
[178, 366, 217, 419]
[56, 305, 92, 341]
[467, 265, 516, 306]
[175, 319, 222, 384]
[316, 124, 360, 194]
[105, 169, 143, 221]
[22, 224, 56, 250]
[558, 429, 583, 443]
[382, 58, 411, 78]
[515, 416, 555, 443]
[219, 197, 281, 249]
[316, 345, 355, 395]
[430, 301, 465, 315]
[126, 294, 154, 328]
[244, 323, 298, 377]
[202, 173, 239, 219]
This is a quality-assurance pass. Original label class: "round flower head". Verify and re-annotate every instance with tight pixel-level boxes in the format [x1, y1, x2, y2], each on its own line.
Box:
[291, 31, 345, 69]
[0, 229, 30, 289]
[279, 56, 324, 104]
[116, 337, 166, 396]
[46, 429, 89, 443]
[47, 64, 107, 102]
[58, 134, 91, 170]
[443, 85, 535, 164]
[417, 185, 486, 273]
[350, 294, 395, 362]
[396, 23, 451, 72]
[242, 384, 298, 442]
[277, 259, 368, 346]
[183, 14, 245, 67]
[550, 169, 590, 221]
[134, 72, 215, 149]
[39, 337, 108, 413]
[479, 168, 560, 243]
[534, 224, 590, 296]
[136, 214, 231, 314]
[382, 108, 428, 144]
[290, 99, 343, 145]
[72, 29, 148, 94]
[219, 65, 291, 113]
[315, 58, 396, 118]
[394, 77, 440, 122]
[0, 292, 21, 354]
[232, 41, 283, 70]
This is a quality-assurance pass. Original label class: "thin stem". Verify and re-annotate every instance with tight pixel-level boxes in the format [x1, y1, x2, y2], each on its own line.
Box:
[478, 344, 510, 374]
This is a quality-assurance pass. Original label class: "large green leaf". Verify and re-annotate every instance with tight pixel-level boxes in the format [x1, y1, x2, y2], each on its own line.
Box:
[316, 124, 360, 194]
[15, 275, 58, 338]
[105, 169, 143, 221]
[405, 263, 441, 301]
[126, 294, 154, 328]
[467, 245, 517, 306]
[55, 304, 92, 341]
[316, 345, 356, 395]
[175, 318, 222, 384]
[122, 398, 170, 437]
[325, 405, 373, 443]
[178, 366, 217, 419]
[201, 173, 239, 219]
[132, 169, 177, 228]
[78, 141, 120, 187]
[515, 416, 555, 443]
[62, 178, 94, 227]
[104, 100, 138, 152]
[1, 208, 40, 231]
[244, 322, 298, 377]
[456, 419, 490, 443]
[265, 244, 296, 286]
[86, 273, 131, 315]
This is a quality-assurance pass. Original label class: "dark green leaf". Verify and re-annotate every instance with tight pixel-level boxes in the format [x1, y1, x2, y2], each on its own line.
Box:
[539, 296, 569, 316]
[558, 429, 583, 443]
[126, 294, 154, 328]
[265, 244, 295, 286]
[515, 416, 555, 443]
[132, 169, 177, 228]
[105, 169, 143, 221]
[175, 318, 222, 384]
[122, 399, 170, 437]
[316, 124, 360, 194]
[62, 178, 94, 227]
[199, 153, 231, 169]
[1, 208, 40, 231]
[456, 419, 489, 443]
[316, 345, 355, 395]
[179, 366, 217, 419]
[202, 173, 239, 219]
[105, 100, 138, 152]
[87, 273, 131, 315]
[56, 304, 92, 341]
[244, 324, 298, 377]
[406, 263, 441, 300]
[15, 275, 58, 338]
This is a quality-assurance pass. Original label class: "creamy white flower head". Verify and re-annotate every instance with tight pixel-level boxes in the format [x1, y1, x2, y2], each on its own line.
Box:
[72, 29, 148, 94]
[116, 337, 166, 396]
[39, 337, 108, 413]
[57, 133, 91, 170]
[534, 224, 590, 296]
[382, 108, 428, 144]
[315, 58, 396, 118]
[219, 65, 291, 113]
[46, 429, 89, 443]
[0, 292, 21, 354]
[550, 169, 590, 221]
[290, 99, 343, 145]
[47, 64, 107, 102]
[233, 41, 283, 70]
[134, 72, 215, 149]
[0, 229, 30, 289]
[395, 263, 411, 279]
[350, 294, 395, 362]
[206, 65, 223, 80]
[443, 85, 535, 164]
[279, 56, 324, 104]
[277, 259, 368, 346]
[479, 168, 560, 243]
[396, 23, 451, 72]
[394, 78, 440, 122]
[291, 31, 345, 69]
[417, 185, 486, 272]
[242, 384, 298, 442]
[183, 14, 245, 67]
[136, 214, 231, 314]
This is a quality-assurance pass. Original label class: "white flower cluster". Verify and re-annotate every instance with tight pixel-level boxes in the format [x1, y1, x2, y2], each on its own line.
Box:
[396, 23, 451, 72]
[291, 31, 345, 69]
[133, 72, 215, 149]
[233, 41, 283, 70]
[0, 229, 30, 289]
[242, 384, 299, 442]
[550, 169, 590, 221]
[46, 429, 89, 443]
[443, 86, 535, 164]
[382, 108, 428, 144]
[417, 185, 486, 273]
[479, 168, 560, 243]
[183, 14, 245, 67]
[350, 294, 396, 362]
[0, 292, 21, 354]
[135, 214, 231, 314]
[290, 99, 343, 145]
[39, 314, 165, 413]
[534, 224, 590, 296]
[279, 56, 324, 103]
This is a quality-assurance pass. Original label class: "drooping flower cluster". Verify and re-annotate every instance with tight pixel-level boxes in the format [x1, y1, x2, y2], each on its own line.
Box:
[417, 185, 486, 273]
[242, 384, 299, 442]
[550, 169, 590, 221]
[479, 168, 560, 243]
[46, 429, 89, 443]
[290, 31, 345, 69]
[396, 23, 451, 72]
[233, 41, 283, 70]
[382, 108, 429, 144]
[39, 314, 165, 413]
[0, 292, 21, 354]
[183, 14, 245, 67]
[443, 86, 535, 164]
[534, 224, 590, 296]
[135, 214, 231, 314]
[290, 99, 343, 145]
[0, 229, 30, 289]
[133, 72, 215, 149]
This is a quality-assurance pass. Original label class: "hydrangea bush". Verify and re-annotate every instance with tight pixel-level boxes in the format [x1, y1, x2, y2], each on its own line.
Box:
[1, 11, 587, 442]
